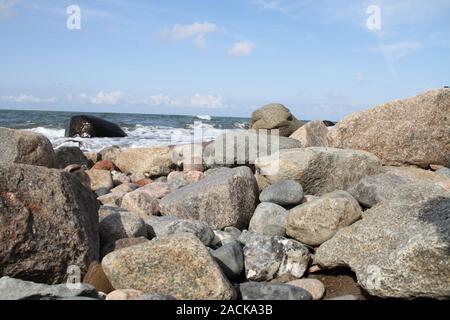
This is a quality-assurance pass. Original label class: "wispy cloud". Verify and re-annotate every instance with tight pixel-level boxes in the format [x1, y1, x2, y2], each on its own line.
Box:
[78, 91, 124, 105]
[228, 41, 255, 57]
[1, 94, 57, 103]
[369, 41, 422, 60]
[160, 22, 220, 48]
[144, 93, 225, 109]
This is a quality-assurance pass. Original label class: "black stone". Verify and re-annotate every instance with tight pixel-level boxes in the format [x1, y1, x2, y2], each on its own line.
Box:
[66, 115, 127, 138]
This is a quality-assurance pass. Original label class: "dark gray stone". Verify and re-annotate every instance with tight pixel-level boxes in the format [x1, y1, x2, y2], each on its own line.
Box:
[238, 282, 312, 300]
[347, 173, 412, 208]
[0, 277, 99, 300]
[211, 241, 244, 281]
[259, 180, 304, 206]
[55, 146, 92, 169]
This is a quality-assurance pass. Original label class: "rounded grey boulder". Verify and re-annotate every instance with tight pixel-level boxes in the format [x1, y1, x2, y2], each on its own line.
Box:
[259, 180, 304, 206]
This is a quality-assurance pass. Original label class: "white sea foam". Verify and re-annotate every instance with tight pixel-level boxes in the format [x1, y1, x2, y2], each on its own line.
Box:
[196, 115, 212, 121]
[26, 124, 238, 152]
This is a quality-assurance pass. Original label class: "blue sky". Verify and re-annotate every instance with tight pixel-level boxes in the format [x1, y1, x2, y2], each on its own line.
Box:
[0, 0, 449, 120]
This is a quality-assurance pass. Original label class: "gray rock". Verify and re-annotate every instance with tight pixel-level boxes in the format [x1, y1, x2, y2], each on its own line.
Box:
[211, 241, 244, 281]
[286, 191, 363, 247]
[99, 146, 121, 163]
[99, 211, 148, 249]
[121, 189, 160, 219]
[290, 120, 328, 147]
[328, 89, 450, 168]
[145, 216, 179, 238]
[167, 175, 189, 190]
[347, 173, 412, 208]
[86, 169, 114, 192]
[165, 219, 215, 246]
[223, 227, 242, 238]
[111, 183, 139, 194]
[259, 180, 304, 206]
[0, 127, 57, 168]
[159, 167, 258, 229]
[0, 277, 99, 300]
[262, 225, 286, 237]
[55, 146, 92, 169]
[256, 147, 382, 195]
[238, 282, 312, 300]
[251, 103, 303, 137]
[315, 182, 450, 299]
[238, 230, 266, 246]
[0, 164, 99, 284]
[95, 188, 110, 197]
[244, 235, 310, 281]
[249, 202, 287, 235]
[112, 171, 131, 186]
[327, 295, 358, 301]
[140, 182, 171, 199]
[203, 131, 302, 168]
[436, 167, 450, 178]
[102, 233, 235, 300]
[132, 294, 176, 300]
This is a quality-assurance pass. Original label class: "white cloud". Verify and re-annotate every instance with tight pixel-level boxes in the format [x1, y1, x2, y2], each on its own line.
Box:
[142, 93, 225, 109]
[160, 22, 219, 48]
[190, 94, 224, 108]
[369, 41, 422, 60]
[1, 94, 57, 103]
[228, 41, 255, 57]
[85, 91, 124, 105]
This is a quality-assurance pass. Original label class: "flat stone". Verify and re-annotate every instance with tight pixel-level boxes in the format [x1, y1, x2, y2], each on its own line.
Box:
[102, 233, 235, 300]
[286, 191, 362, 247]
[238, 282, 312, 300]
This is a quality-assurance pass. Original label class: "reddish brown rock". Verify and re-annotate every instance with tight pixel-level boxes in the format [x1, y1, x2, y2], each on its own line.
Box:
[0, 164, 99, 284]
[92, 160, 118, 171]
[83, 261, 114, 294]
[134, 179, 153, 187]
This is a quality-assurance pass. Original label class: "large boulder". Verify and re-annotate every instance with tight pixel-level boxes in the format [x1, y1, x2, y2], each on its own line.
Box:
[251, 103, 303, 137]
[0, 277, 99, 300]
[347, 173, 412, 208]
[114, 147, 174, 177]
[328, 89, 450, 168]
[0, 127, 57, 168]
[159, 167, 258, 229]
[315, 182, 450, 299]
[255, 147, 382, 195]
[203, 131, 302, 168]
[286, 191, 362, 247]
[0, 164, 99, 284]
[55, 146, 92, 169]
[290, 120, 328, 147]
[65, 115, 127, 138]
[102, 233, 235, 300]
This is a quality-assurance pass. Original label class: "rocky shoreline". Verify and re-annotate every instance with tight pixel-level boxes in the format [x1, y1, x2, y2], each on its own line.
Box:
[0, 89, 449, 300]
